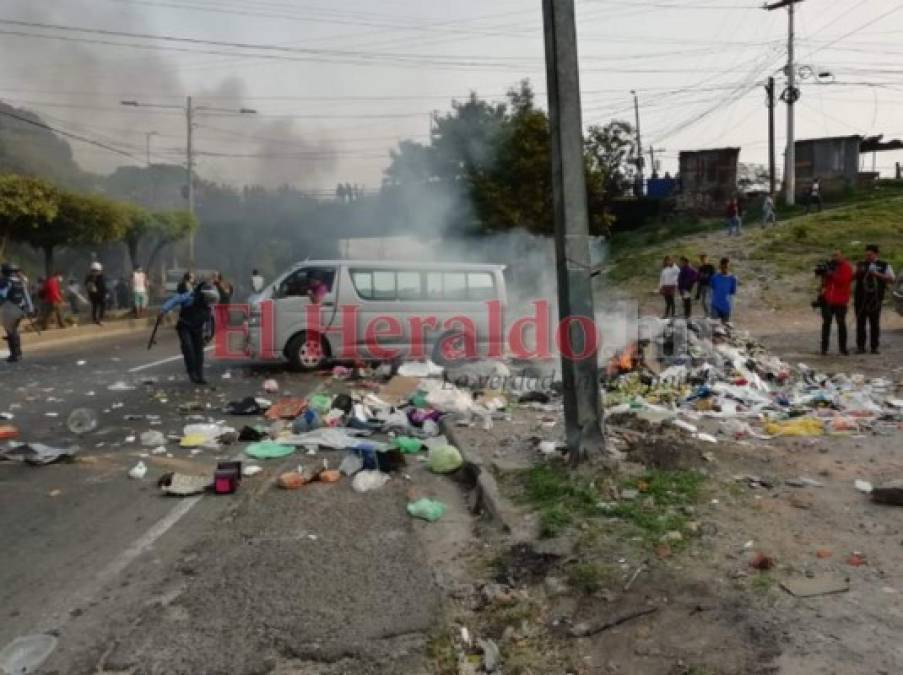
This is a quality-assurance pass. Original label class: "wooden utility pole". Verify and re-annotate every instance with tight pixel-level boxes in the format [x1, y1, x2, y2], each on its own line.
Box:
[542, 0, 605, 465]
[766, 77, 776, 195]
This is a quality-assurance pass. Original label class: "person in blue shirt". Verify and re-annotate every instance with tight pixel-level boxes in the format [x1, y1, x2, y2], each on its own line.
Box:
[709, 257, 738, 324]
[0, 262, 34, 363]
[159, 281, 220, 385]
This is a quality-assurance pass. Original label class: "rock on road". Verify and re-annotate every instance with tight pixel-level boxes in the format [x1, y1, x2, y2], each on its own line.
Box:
[0, 331, 444, 675]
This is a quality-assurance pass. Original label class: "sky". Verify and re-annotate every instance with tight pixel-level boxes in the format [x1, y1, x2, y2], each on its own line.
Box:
[1, 0, 902, 192]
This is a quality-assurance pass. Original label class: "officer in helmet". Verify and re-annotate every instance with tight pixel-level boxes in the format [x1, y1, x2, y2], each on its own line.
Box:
[0, 262, 34, 363]
[158, 280, 220, 384]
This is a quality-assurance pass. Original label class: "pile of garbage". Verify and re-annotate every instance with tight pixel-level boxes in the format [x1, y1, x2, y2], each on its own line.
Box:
[605, 323, 903, 441]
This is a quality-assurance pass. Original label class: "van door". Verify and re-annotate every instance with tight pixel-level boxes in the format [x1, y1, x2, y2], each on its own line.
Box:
[272, 267, 338, 355]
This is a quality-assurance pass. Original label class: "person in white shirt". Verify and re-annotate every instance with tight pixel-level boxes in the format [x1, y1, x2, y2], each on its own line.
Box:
[658, 256, 680, 319]
[762, 193, 777, 227]
[132, 266, 148, 317]
[806, 178, 822, 214]
[250, 269, 265, 294]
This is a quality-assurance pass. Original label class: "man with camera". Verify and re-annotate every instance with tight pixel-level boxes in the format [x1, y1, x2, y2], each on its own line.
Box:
[854, 244, 896, 355]
[815, 250, 854, 356]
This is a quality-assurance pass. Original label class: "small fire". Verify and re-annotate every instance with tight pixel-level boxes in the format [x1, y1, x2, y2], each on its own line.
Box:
[608, 342, 640, 377]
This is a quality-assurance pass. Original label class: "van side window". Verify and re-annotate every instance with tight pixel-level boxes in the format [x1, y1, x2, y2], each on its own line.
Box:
[444, 273, 467, 301]
[351, 271, 373, 299]
[467, 272, 495, 300]
[397, 272, 422, 300]
[373, 271, 396, 300]
[279, 268, 335, 299]
[426, 272, 443, 298]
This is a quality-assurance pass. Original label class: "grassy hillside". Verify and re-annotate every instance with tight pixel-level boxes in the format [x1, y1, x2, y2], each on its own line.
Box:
[607, 184, 903, 300]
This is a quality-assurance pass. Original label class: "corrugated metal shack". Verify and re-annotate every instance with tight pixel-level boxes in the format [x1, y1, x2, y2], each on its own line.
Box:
[677, 147, 740, 215]
[794, 135, 861, 196]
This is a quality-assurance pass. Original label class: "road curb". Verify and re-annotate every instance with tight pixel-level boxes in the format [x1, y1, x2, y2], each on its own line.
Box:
[21, 318, 163, 352]
[440, 420, 515, 533]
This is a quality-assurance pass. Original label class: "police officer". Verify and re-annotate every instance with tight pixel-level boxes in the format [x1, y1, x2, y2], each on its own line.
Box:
[0, 262, 34, 363]
[158, 281, 220, 384]
[854, 244, 896, 355]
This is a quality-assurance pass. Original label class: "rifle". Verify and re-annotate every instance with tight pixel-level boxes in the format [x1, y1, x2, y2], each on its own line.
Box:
[27, 313, 42, 336]
[147, 314, 163, 350]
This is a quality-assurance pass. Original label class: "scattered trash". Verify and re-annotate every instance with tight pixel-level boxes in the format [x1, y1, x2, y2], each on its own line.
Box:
[308, 393, 333, 415]
[158, 473, 211, 496]
[66, 408, 98, 435]
[262, 378, 279, 393]
[785, 477, 825, 488]
[225, 397, 265, 415]
[319, 469, 341, 483]
[128, 461, 147, 480]
[339, 453, 364, 476]
[407, 498, 447, 522]
[393, 436, 424, 454]
[242, 465, 263, 476]
[764, 418, 823, 437]
[0, 443, 78, 465]
[854, 479, 874, 494]
[277, 471, 305, 490]
[816, 548, 832, 559]
[107, 381, 135, 391]
[0, 425, 19, 440]
[140, 430, 166, 447]
[749, 552, 775, 570]
[351, 470, 390, 493]
[0, 634, 58, 675]
[478, 638, 501, 672]
[150, 446, 167, 455]
[870, 480, 903, 506]
[245, 441, 295, 459]
[846, 552, 867, 567]
[265, 398, 306, 420]
[428, 444, 463, 474]
[780, 575, 849, 598]
[214, 461, 242, 494]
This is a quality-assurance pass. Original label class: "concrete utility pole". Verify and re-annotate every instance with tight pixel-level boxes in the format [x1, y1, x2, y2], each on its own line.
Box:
[121, 98, 256, 266]
[766, 0, 804, 205]
[631, 89, 644, 196]
[765, 77, 776, 195]
[186, 96, 196, 264]
[542, 0, 605, 465]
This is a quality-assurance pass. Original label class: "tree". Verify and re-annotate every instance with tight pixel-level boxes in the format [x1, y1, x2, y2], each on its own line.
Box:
[584, 120, 638, 199]
[144, 210, 199, 274]
[23, 192, 129, 276]
[0, 174, 59, 259]
[121, 204, 155, 271]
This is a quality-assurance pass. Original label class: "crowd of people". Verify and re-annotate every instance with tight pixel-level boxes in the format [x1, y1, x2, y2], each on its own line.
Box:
[659, 253, 738, 323]
[656, 244, 897, 357]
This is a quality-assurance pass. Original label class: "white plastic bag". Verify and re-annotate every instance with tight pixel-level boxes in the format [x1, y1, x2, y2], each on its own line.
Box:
[352, 470, 390, 493]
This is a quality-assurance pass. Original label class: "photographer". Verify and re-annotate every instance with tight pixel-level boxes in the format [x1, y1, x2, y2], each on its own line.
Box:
[854, 244, 896, 354]
[815, 249, 853, 356]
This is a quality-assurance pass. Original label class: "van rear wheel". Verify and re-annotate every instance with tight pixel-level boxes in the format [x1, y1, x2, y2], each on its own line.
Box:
[286, 331, 329, 372]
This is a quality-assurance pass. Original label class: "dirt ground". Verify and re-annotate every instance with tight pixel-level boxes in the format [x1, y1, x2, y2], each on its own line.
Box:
[437, 308, 903, 675]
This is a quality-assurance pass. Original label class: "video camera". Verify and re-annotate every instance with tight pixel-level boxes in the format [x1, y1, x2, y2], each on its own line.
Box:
[814, 259, 838, 276]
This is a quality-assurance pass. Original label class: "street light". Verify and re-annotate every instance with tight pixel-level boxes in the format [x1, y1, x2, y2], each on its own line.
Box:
[120, 97, 257, 264]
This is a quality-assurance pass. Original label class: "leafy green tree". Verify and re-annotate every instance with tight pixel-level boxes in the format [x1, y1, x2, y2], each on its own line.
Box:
[584, 120, 638, 198]
[20, 191, 128, 276]
[121, 204, 155, 271]
[0, 174, 60, 259]
[145, 210, 199, 274]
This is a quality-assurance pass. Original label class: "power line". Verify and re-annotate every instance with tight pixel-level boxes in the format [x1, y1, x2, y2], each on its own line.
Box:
[0, 105, 146, 164]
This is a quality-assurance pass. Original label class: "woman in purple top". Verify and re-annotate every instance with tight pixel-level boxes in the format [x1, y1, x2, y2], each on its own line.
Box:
[677, 256, 699, 319]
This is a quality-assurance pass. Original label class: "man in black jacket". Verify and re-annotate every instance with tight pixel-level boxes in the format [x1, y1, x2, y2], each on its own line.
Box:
[159, 282, 220, 384]
[853, 244, 896, 355]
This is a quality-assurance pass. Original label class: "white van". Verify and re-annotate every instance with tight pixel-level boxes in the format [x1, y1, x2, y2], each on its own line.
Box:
[247, 260, 507, 371]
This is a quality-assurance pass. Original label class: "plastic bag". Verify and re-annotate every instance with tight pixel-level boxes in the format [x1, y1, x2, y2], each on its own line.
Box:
[339, 453, 364, 476]
[428, 445, 463, 474]
[245, 441, 295, 459]
[351, 470, 390, 493]
[393, 436, 424, 454]
[308, 393, 333, 415]
[764, 417, 823, 437]
[128, 461, 147, 479]
[397, 360, 444, 378]
[140, 430, 166, 447]
[407, 498, 447, 522]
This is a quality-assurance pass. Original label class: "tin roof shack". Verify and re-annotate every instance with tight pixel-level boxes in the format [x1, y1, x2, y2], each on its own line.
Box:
[794, 135, 860, 197]
[678, 148, 740, 215]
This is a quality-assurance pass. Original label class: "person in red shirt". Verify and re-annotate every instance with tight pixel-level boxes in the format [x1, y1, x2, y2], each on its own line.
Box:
[39, 272, 66, 329]
[819, 249, 854, 355]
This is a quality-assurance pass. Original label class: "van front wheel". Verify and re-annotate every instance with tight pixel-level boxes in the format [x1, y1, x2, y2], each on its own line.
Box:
[286, 331, 329, 372]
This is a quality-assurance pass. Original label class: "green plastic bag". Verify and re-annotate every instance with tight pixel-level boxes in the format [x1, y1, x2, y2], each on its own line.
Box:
[245, 440, 295, 459]
[410, 391, 428, 409]
[428, 445, 463, 474]
[308, 393, 333, 415]
[407, 498, 447, 522]
[393, 436, 424, 454]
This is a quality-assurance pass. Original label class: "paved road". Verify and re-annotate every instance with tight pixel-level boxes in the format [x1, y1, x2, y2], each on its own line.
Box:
[0, 331, 446, 675]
